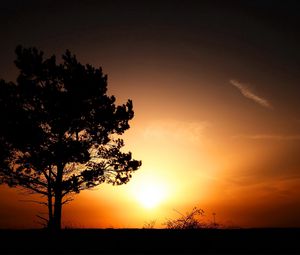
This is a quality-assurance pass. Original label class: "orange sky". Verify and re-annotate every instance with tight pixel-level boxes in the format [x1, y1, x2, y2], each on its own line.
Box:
[1, 1, 300, 229]
[1, 69, 300, 228]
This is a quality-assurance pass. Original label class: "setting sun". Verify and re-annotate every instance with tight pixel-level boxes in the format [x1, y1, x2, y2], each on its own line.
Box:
[136, 184, 165, 209]
[128, 172, 168, 210]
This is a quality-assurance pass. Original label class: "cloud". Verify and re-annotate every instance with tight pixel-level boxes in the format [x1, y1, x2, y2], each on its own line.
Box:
[233, 134, 300, 140]
[230, 79, 273, 109]
[143, 119, 209, 144]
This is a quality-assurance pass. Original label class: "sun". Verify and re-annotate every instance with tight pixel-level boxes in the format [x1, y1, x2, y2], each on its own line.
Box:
[129, 173, 168, 209]
[136, 184, 166, 209]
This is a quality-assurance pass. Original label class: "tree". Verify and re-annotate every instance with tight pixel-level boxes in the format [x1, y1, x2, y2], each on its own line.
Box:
[0, 46, 142, 230]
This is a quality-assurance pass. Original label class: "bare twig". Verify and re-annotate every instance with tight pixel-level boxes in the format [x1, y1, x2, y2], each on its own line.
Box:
[19, 199, 47, 206]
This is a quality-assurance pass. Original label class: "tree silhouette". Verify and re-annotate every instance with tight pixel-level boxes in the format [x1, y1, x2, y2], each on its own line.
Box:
[0, 46, 142, 230]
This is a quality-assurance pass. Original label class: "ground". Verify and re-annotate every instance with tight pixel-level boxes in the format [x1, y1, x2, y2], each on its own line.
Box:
[1, 228, 299, 254]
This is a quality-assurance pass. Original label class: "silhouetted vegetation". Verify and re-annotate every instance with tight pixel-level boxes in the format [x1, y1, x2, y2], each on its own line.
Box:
[0, 46, 141, 231]
[142, 219, 157, 229]
[164, 207, 206, 229]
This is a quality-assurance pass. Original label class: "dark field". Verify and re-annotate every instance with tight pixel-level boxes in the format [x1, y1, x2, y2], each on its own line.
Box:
[0, 228, 299, 254]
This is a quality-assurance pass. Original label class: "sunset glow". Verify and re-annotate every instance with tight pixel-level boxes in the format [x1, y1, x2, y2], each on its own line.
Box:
[1, 1, 300, 230]
[135, 182, 166, 209]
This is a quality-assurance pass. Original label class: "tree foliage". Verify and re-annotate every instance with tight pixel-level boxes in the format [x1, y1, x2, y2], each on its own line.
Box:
[0, 46, 141, 230]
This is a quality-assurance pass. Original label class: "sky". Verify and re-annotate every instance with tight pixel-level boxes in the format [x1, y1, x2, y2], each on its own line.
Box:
[1, 0, 300, 229]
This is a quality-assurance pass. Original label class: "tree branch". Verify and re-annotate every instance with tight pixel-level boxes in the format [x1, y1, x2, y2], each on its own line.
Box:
[19, 199, 48, 206]
[22, 183, 48, 196]
[62, 197, 74, 205]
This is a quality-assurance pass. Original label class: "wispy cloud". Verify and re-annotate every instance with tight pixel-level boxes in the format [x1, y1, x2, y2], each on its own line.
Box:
[143, 119, 209, 144]
[230, 79, 273, 109]
[233, 134, 300, 140]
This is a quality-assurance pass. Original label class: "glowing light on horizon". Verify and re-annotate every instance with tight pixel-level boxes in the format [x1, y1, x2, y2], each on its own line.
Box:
[129, 172, 169, 209]
[136, 183, 166, 209]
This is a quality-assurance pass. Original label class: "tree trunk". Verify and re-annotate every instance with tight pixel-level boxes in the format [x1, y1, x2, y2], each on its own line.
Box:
[47, 193, 53, 229]
[53, 163, 63, 231]
[53, 193, 62, 230]
[47, 170, 54, 230]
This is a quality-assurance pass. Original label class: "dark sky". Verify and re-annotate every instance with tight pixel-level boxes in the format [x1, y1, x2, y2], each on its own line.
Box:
[1, 0, 299, 79]
[1, 0, 300, 228]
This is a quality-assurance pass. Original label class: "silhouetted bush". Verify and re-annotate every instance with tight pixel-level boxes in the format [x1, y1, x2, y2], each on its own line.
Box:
[164, 207, 205, 229]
